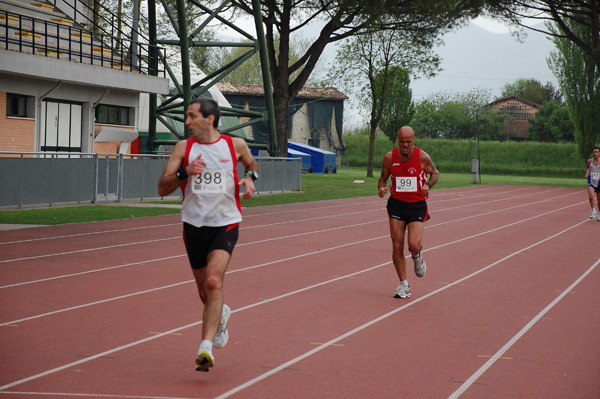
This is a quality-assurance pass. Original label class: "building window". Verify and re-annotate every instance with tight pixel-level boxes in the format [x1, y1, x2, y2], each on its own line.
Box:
[6, 93, 34, 118]
[95, 104, 131, 125]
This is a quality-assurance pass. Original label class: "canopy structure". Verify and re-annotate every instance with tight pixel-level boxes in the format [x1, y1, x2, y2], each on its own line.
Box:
[145, 0, 279, 155]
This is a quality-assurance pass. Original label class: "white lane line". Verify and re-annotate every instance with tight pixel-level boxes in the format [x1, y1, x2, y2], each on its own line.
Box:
[0, 237, 180, 264]
[0, 255, 187, 289]
[0, 185, 559, 249]
[215, 220, 590, 399]
[0, 223, 180, 246]
[0, 260, 391, 391]
[0, 201, 583, 326]
[0, 217, 588, 392]
[0, 220, 382, 289]
[0, 392, 200, 399]
[0, 189, 580, 266]
[447, 256, 600, 399]
[0, 235, 384, 326]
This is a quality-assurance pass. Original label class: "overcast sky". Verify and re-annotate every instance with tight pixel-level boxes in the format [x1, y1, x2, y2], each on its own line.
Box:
[218, 15, 557, 128]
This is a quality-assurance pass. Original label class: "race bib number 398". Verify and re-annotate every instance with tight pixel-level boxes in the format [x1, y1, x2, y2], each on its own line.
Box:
[192, 169, 226, 194]
[395, 176, 418, 192]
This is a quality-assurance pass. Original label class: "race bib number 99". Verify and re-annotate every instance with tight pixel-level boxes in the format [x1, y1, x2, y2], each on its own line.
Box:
[192, 169, 226, 194]
[395, 176, 417, 192]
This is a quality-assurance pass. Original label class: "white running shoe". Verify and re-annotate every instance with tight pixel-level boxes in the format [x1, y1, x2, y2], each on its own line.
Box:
[213, 304, 231, 349]
[412, 252, 427, 278]
[590, 209, 597, 219]
[597, 213, 600, 222]
[195, 348, 214, 372]
[394, 284, 411, 298]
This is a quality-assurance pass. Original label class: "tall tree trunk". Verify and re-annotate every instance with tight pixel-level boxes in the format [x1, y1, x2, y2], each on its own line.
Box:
[272, 86, 290, 156]
[367, 124, 377, 178]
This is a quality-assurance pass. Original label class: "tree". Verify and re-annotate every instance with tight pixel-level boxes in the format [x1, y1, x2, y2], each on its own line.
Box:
[477, 109, 508, 141]
[548, 14, 600, 158]
[411, 100, 474, 139]
[204, 36, 310, 85]
[410, 88, 503, 140]
[231, 0, 489, 156]
[527, 101, 575, 142]
[379, 67, 415, 145]
[488, 1, 600, 70]
[501, 78, 562, 104]
[327, 21, 440, 177]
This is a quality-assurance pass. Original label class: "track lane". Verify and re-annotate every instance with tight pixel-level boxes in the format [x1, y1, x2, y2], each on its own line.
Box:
[0, 186, 597, 399]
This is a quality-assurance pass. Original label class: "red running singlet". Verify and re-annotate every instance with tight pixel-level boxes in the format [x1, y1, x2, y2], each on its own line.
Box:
[389, 147, 428, 203]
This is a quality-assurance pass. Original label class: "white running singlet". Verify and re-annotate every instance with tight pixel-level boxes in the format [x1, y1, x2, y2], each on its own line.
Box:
[589, 159, 600, 188]
[180, 135, 242, 227]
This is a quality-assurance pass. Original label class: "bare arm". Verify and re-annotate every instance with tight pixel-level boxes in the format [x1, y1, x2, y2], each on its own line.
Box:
[233, 137, 258, 199]
[378, 152, 392, 198]
[157, 140, 187, 197]
[585, 159, 591, 178]
[420, 150, 439, 197]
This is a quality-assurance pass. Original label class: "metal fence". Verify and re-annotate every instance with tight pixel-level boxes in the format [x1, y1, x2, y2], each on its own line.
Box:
[0, 152, 301, 208]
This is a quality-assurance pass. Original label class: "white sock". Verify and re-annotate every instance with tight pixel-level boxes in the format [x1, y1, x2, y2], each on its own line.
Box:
[401, 280, 409, 287]
[199, 339, 213, 353]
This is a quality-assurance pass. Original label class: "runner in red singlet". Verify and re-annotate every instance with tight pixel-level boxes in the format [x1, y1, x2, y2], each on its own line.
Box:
[378, 126, 439, 298]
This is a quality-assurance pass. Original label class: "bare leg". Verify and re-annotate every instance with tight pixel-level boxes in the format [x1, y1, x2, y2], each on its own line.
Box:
[389, 218, 407, 282]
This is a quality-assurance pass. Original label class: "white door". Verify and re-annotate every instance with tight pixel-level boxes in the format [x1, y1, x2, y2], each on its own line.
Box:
[41, 99, 82, 154]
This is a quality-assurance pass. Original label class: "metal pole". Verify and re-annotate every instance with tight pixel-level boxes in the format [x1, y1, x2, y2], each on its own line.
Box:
[94, 153, 98, 204]
[147, 0, 158, 153]
[105, 154, 109, 202]
[477, 110, 481, 184]
[131, 0, 139, 69]
[19, 153, 24, 209]
[176, 0, 191, 138]
[117, 153, 124, 202]
[251, 0, 279, 156]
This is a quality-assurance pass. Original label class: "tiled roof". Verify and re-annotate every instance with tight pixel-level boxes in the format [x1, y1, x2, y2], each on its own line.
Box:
[215, 81, 348, 100]
[488, 95, 541, 109]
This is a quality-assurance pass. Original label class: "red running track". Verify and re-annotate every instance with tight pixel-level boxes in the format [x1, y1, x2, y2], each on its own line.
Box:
[0, 185, 599, 399]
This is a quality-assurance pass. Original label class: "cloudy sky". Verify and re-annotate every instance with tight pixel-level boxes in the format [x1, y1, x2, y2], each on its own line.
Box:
[218, 15, 559, 127]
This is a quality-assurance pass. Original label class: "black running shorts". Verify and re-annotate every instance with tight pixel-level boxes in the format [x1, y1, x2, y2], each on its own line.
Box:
[386, 197, 430, 224]
[183, 223, 239, 269]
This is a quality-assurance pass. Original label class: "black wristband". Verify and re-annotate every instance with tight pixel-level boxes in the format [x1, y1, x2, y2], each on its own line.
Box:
[176, 166, 188, 180]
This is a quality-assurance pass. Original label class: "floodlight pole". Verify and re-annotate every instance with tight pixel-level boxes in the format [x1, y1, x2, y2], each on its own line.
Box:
[176, 0, 191, 138]
[251, 0, 279, 156]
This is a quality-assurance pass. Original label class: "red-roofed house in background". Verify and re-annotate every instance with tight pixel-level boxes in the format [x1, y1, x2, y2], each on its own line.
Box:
[216, 81, 348, 168]
[488, 96, 541, 140]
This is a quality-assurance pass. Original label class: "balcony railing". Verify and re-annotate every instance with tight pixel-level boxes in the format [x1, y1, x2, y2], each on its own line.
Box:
[0, 8, 165, 76]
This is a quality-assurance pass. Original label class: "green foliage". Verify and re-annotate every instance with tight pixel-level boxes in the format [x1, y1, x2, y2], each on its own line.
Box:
[527, 101, 575, 142]
[203, 36, 308, 85]
[410, 88, 506, 140]
[477, 109, 507, 141]
[411, 100, 476, 139]
[343, 136, 583, 177]
[343, 133, 397, 169]
[378, 67, 415, 144]
[548, 18, 600, 160]
[0, 206, 181, 225]
[501, 78, 562, 105]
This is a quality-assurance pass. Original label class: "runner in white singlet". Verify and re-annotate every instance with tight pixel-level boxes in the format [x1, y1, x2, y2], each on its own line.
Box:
[585, 146, 600, 221]
[158, 97, 259, 372]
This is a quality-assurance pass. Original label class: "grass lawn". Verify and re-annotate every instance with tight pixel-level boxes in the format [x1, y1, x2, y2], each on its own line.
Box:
[0, 168, 583, 226]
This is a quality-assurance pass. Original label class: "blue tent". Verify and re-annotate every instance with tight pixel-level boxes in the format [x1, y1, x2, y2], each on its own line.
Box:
[287, 148, 312, 172]
[288, 142, 336, 173]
